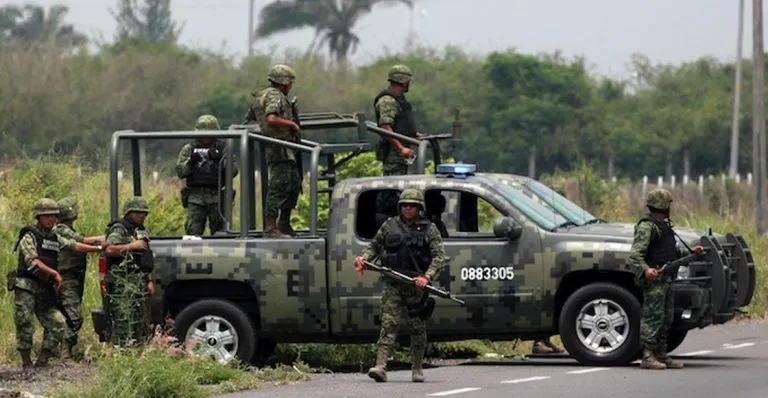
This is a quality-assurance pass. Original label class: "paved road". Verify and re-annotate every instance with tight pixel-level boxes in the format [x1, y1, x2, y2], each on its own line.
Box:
[218, 319, 768, 398]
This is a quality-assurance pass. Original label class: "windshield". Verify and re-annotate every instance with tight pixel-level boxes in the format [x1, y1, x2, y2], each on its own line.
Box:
[524, 179, 599, 225]
[492, 181, 570, 231]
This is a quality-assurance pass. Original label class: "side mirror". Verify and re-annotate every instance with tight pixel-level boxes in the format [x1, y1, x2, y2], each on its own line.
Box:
[493, 216, 523, 241]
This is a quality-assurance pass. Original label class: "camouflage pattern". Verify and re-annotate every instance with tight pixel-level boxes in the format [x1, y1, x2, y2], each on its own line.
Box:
[267, 64, 297, 86]
[195, 114, 220, 130]
[247, 87, 296, 143]
[176, 138, 238, 235]
[33, 198, 59, 217]
[98, 170, 753, 367]
[397, 188, 425, 207]
[646, 188, 673, 210]
[105, 216, 151, 345]
[388, 64, 413, 84]
[51, 222, 87, 344]
[639, 281, 674, 354]
[265, 161, 301, 219]
[123, 197, 150, 214]
[57, 197, 79, 222]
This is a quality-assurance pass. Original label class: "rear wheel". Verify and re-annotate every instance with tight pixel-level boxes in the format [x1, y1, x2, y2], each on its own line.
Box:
[174, 299, 257, 365]
[559, 282, 641, 366]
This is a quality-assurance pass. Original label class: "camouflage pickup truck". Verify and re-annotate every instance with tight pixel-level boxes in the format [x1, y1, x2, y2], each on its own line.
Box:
[92, 113, 756, 367]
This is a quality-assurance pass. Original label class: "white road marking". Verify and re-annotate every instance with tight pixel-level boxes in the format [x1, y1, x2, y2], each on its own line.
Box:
[567, 367, 610, 374]
[500, 376, 551, 384]
[677, 350, 713, 356]
[427, 387, 482, 396]
[722, 342, 755, 349]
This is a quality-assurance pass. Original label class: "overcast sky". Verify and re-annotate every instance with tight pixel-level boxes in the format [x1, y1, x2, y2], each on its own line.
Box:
[28, 0, 764, 79]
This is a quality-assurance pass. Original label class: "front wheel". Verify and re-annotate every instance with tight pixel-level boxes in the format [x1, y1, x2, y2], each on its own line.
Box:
[558, 282, 641, 366]
[174, 299, 257, 365]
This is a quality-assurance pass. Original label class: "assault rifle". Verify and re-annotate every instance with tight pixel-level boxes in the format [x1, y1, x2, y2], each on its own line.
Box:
[657, 247, 710, 276]
[361, 260, 466, 305]
[289, 96, 304, 191]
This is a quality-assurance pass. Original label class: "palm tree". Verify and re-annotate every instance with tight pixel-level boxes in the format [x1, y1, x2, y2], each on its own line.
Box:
[0, 4, 87, 47]
[254, 0, 412, 63]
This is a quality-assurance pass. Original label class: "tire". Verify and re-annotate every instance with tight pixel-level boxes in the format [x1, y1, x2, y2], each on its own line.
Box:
[174, 298, 258, 365]
[558, 282, 641, 366]
[666, 329, 688, 353]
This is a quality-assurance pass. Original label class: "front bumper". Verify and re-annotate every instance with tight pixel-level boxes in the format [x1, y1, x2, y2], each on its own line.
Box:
[671, 232, 756, 330]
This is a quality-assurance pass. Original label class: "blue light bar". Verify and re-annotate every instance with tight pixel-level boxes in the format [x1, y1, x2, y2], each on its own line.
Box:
[436, 163, 476, 178]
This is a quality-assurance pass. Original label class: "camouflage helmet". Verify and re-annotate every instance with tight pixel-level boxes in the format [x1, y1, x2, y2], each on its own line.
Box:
[195, 114, 220, 130]
[267, 64, 296, 85]
[388, 64, 413, 84]
[646, 188, 673, 210]
[123, 196, 150, 215]
[33, 198, 60, 217]
[57, 197, 79, 221]
[398, 188, 425, 208]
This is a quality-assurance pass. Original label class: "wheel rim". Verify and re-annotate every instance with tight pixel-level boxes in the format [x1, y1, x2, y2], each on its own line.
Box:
[575, 298, 629, 354]
[184, 315, 239, 365]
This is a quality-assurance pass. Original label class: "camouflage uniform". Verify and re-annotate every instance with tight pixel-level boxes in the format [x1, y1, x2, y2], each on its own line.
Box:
[627, 188, 688, 370]
[176, 114, 238, 236]
[244, 64, 301, 238]
[374, 65, 418, 220]
[10, 199, 77, 367]
[47, 197, 88, 358]
[360, 189, 448, 383]
[104, 197, 153, 346]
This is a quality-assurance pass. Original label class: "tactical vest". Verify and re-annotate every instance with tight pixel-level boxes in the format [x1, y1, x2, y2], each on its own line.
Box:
[248, 87, 293, 140]
[54, 224, 87, 273]
[186, 141, 223, 188]
[373, 90, 417, 159]
[637, 216, 678, 268]
[381, 218, 432, 276]
[105, 218, 154, 273]
[14, 225, 59, 278]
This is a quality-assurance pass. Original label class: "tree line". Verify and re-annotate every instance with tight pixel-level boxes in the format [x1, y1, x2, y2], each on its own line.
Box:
[0, 1, 759, 181]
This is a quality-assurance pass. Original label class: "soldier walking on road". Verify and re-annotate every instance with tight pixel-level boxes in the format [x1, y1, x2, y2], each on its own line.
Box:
[354, 188, 448, 383]
[46, 197, 105, 361]
[103, 197, 156, 346]
[373, 65, 421, 223]
[9, 198, 102, 368]
[244, 64, 301, 238]
[176, 114, 239, 236]
[628, 188, 703, 370]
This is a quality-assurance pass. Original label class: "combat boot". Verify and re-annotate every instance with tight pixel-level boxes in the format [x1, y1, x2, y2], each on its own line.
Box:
[640, 348, 666, 370]
[34, 349, 53, 367]
[532, 340, 554, 354]
[60, 342, 74, 363]
[265, 216, 291, 238]
[19, 350, 33, 369]
[542, 338, 564, 353]
[656, 352, 683, 369]
[411, 346, 425, 382]
[278, 209, 296, 236]
[367, 346, 388, 382]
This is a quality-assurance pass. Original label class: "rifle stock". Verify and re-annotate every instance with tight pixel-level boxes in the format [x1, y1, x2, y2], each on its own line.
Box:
[362, 260, 466, 305]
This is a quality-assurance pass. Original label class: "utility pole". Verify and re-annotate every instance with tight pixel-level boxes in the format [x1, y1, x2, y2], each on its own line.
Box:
[248, 0, 255, 56]
[730, 0, 745, 178]
[753, 0, 766, 235]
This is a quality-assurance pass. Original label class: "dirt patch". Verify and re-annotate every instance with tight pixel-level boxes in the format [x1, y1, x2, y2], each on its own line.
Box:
[0, 363, 94, 397]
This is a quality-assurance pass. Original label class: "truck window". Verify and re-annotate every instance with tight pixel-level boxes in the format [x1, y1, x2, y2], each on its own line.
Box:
[355, 188, 402, 240]
[425, 189, 504, 238]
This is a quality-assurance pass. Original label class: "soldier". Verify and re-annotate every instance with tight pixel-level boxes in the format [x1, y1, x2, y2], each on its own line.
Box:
[532, 337, 564, 355]
[103, 196, 156, 346]
[354, 188, 448, 383]
[244, 64, 301, 238]
[176, 114, 239, 236]
[373, 65, 420, 222]
[47, 197, 105, 360]
[628, 188, 703, 370]
[9, 198, 102, 368]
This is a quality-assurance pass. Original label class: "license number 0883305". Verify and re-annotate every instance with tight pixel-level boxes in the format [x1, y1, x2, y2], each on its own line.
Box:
[460, 266, 515, 281]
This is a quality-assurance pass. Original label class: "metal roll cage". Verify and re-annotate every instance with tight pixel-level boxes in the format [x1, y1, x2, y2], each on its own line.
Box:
[108, 111, 461, 238]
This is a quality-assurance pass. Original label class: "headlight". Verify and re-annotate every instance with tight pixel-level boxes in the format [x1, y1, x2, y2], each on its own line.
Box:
[676, 265, 689, 280]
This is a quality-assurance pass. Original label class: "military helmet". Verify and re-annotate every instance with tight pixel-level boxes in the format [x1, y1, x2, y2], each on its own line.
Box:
[123, 196, 150, 215]
[267, 64, 296, 85]
[33, 198, 60, 217]
[57, 197, 79, 221]
[398, 188, 425, 208]
[195, 114, 220, 130]
[646, 188, 673, 210]
[388, 64, 413, 84]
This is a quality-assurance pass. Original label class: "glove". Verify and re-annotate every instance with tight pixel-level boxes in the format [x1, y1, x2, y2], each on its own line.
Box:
[208, 147, 222, 161]
[189, 151, 202, 164]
